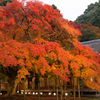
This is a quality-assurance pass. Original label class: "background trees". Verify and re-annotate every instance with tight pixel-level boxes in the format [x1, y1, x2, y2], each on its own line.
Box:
[76, 1, 100, 27]
[0, 0, 12, 6]
[70, 22, 100, 42]
[75, 0, 100, 42]
[79, 23, 100, 41]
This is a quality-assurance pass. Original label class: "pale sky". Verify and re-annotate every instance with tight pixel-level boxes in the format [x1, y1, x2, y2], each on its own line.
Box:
[39, 0, 99, 21]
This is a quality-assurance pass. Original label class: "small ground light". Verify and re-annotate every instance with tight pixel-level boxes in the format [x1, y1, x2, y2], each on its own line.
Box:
[33, 92, 35, 95]
[53, 93, 56, 96]
[21, 92, 23, 94]
[65, 93, 68, 96]
[28, 92, 31, 94]
[36, 92, 38, 95]
[0, 93, 2, 95]
[40, 92, 43, 95]
[91, 78, 93, 82]
[48, 92, 51, 95]
[17, 91, 19, 93]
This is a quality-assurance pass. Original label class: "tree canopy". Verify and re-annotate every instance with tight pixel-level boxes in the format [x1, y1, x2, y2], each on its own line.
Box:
[0, 0, 81, 49]
[0, 0, 100, 94]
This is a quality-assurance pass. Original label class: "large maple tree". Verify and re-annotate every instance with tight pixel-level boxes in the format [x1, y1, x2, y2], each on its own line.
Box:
[0, 0, 77, 82]
[0, 0, 100, 96]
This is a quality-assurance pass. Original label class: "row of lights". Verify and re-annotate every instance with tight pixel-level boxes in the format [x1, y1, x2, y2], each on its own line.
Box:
[0, 91, 68, 96]
[17, 91, 68, 96]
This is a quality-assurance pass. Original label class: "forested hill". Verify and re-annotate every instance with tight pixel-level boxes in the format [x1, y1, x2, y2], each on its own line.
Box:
[75, 0, 100, 27]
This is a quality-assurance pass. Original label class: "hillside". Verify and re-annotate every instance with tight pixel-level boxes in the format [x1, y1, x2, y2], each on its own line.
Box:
[76, 1, 100, 27]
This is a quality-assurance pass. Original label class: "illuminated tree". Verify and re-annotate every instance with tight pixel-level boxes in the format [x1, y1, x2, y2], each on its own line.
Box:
[0, 0, 100, 98]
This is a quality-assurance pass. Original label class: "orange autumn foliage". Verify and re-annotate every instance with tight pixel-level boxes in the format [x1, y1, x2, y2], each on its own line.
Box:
[0, 38, 72, 81]
[0, 0, 82, 49]
[0, 0, 100, 92]
[70, 42, 100, 91]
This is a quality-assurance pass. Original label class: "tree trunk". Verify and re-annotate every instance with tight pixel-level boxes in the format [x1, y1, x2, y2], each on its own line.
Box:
[48, 79, 50, 89]
[77, 78, 81, 100]
[73, 76, 76, 100]
[24, 78, 26, 100]
[64, 82, 67, 100]
[0, 79, 1, 92]
[11, 79, 18, 95]
[56, 77, 58, 100]
[38, 75, 40, 100]
[60, 79, 63, 100]
[7, 78, 18, 96]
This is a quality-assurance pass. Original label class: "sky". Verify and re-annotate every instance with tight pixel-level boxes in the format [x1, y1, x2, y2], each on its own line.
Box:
[39, 0, 99, 21]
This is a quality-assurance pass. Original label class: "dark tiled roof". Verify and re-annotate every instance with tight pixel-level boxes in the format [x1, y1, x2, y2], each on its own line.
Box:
[81, 39, 100, 53]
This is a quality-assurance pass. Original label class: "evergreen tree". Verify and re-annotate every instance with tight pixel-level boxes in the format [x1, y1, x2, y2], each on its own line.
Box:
[0, 0, 12, 6]
[52, 4, 57, 9]
[76, 1, 100, 27]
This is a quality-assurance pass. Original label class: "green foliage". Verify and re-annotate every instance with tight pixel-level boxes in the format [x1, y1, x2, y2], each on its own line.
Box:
[76, 1, 100, 27]
[52, 4, 57, 9]
[0, 0, 12, 6]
